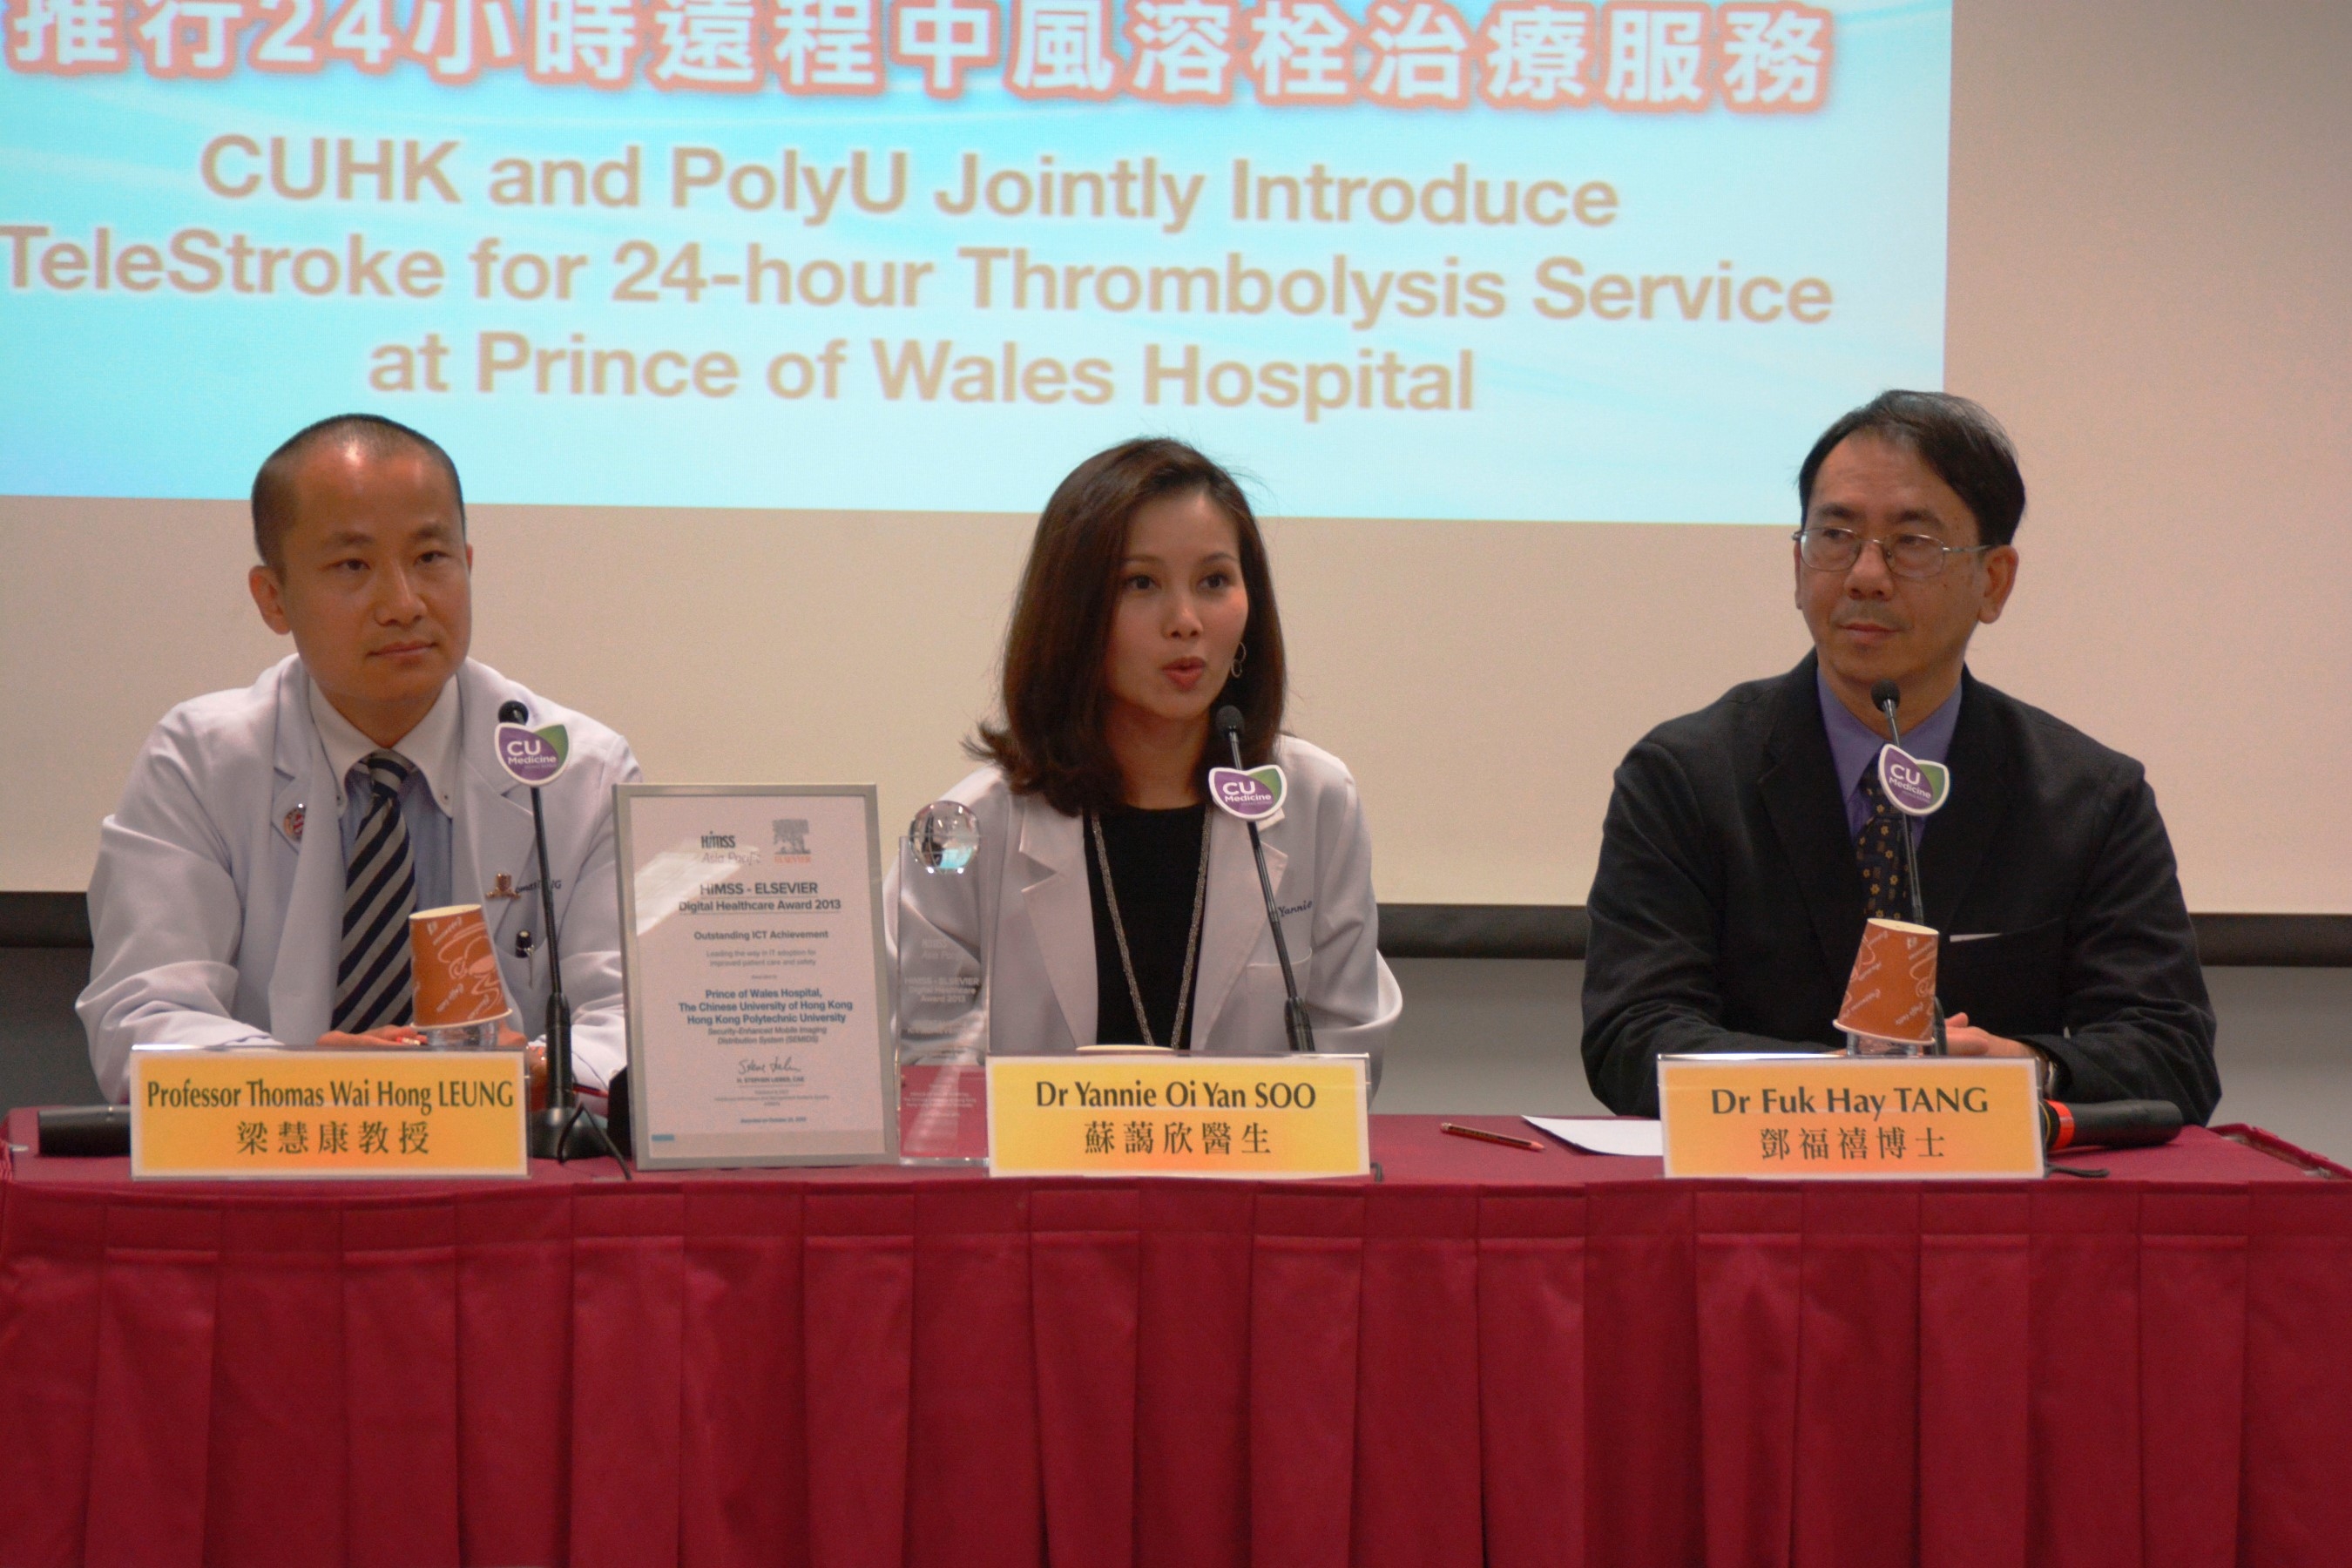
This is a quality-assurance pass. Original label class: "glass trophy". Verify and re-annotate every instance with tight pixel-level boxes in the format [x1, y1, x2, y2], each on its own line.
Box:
[1843, 1029, 1926, 1059]
[896, 801, 990, 1165]
[420, 1020, 502, 1051]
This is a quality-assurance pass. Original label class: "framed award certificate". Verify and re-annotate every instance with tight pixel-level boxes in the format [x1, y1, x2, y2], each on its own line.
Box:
[616, 785, 896, 1168]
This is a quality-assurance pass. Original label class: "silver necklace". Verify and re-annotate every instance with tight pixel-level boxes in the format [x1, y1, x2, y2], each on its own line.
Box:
[1088, 808, 1212, 1050]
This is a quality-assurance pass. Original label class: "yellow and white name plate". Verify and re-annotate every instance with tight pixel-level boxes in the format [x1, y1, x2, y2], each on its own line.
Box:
[1659, 1053, 2043, 1179]
[987, 1054, 1369, 1179]
[130, 1047, 528, 1179]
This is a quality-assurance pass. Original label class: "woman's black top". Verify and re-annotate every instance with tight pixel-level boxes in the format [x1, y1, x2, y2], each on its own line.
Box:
[1085, 803, 1209, 1050]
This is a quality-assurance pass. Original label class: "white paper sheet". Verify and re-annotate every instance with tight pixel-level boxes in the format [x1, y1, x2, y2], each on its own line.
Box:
[1524, 1116, 1665, 1158]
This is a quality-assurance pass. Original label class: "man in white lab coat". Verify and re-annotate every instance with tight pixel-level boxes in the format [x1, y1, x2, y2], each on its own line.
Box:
[79, 414, 641, 1102]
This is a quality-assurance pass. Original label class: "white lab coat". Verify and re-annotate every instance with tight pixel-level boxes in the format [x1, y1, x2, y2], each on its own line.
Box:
[887, 737, 1401, 1085]
[78, 655, 642, 1101]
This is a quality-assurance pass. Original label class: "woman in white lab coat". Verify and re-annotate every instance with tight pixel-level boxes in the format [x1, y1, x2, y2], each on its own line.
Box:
[895, 437, 1400, 1074]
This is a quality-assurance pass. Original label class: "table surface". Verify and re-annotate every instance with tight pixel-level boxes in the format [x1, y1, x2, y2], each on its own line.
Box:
[10, 1107, 2336, 1192]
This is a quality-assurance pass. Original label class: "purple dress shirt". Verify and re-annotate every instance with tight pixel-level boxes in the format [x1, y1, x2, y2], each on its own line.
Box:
[1819, 669, 1961, 843]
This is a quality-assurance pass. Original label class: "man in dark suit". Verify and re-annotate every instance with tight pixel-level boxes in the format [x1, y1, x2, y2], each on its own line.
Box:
[1582, 391, 2219, 1120]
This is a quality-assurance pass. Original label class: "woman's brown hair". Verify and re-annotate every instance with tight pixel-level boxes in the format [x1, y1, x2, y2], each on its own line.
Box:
[971, 437, 1287, 816]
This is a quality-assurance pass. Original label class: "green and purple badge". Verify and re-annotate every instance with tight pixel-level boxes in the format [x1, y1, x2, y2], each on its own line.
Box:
[1208, 764, 1286, 826]
[496, 721, 571, 788]
[1876, 744, 1950, 817]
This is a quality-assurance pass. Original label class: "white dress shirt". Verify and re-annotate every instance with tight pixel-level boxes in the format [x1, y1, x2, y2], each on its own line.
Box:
[308, 676, 461, 915]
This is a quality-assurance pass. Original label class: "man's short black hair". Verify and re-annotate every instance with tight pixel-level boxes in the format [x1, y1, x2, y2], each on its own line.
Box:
[1797, 390, 2027, 548]
[250, 413, 466, 570]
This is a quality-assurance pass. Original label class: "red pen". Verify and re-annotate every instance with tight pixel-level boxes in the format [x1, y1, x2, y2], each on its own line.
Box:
[1440, 1121, 1544, 1152]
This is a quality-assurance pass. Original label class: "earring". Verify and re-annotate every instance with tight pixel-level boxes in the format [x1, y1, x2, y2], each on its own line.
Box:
[1229, 642, 1247, 679]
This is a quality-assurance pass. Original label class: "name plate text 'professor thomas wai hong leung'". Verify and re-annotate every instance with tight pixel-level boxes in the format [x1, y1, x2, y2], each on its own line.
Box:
[131, 1047, 527, 1179]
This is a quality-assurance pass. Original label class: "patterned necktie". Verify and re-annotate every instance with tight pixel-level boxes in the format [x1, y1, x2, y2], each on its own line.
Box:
[1855, 766, 1914, 922]
[335, 750, 418, 1032]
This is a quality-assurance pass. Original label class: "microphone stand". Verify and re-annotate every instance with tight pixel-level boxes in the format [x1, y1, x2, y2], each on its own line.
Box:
[1220, 720, 1315, 1054]
[521, 787, 628, 1173]
[1876, 692, 1949, 1058]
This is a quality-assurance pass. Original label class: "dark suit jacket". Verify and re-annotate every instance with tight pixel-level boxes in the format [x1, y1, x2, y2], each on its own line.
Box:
[1581, 655, 2220, 1121]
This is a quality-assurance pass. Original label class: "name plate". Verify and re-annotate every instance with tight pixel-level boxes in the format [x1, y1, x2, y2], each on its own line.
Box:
[987, 1054, 1369, 1179]
[1659, 1054, 2043, 1179]
[130, 1047, 528, 1179]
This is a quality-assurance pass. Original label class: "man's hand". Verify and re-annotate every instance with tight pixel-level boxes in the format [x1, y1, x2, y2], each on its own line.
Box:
[316, 1025, 427, 1049]
[1937, 1010, 2031, 1062]
[1941, 1011, 2030, 1058]
[490, 1027, 551, 1110]
[524, 1039, 549, 1112]
[1943, 1011, 2056, 1088]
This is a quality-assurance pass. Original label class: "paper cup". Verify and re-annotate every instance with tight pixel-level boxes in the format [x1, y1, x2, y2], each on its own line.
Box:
[1834, 917, 1939, 1045]
[409, 904, 510, 1030]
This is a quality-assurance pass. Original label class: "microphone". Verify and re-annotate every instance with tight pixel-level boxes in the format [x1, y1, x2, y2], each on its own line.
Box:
[1869, 680, 1946, 1054]
[1869, 681, 1928, 931]
[495, 699, 625, 1168]
[2042, 1098, 2183, 1152]
[37, 1105, 130, 1158]
[1213, 705, 1315, 1054]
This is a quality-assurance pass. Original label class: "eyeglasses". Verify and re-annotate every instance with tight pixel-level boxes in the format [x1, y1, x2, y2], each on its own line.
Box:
[1794, 527, 1994, 581]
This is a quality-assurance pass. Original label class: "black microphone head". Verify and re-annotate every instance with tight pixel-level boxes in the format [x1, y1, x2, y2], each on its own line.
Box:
[497, 700, 529, 724]
[1869, 679, 1902, 713]
[1213, 705, 1245, 737]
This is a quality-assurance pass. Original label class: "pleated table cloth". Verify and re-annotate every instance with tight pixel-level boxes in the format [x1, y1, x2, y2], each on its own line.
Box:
[2, 1109, 2346, 1568]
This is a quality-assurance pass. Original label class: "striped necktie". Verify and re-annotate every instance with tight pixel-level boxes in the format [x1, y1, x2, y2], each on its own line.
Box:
[1855, 766, 1914, 922]
[335, 750, 418, 1032]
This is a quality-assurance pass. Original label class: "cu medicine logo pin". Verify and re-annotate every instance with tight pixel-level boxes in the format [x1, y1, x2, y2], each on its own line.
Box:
[1208, 764, 1287, 826]
[1876, 743, 1951, 817]
[496, 721, 571, 788]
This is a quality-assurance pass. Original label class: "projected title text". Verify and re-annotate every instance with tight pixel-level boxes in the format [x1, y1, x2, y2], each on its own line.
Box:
[1, 132, 1839, 422]
[1, 0, 1944, 521]
[7, 0, 1831, 116]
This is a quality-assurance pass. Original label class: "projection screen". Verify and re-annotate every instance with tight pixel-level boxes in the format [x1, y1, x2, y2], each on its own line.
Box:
[4, 0, 2349, 918]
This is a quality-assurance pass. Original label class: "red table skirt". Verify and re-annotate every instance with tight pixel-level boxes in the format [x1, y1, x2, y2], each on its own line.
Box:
[2, 1116, 2349, 1568]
